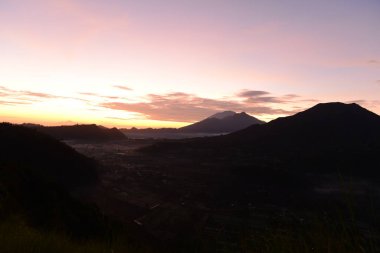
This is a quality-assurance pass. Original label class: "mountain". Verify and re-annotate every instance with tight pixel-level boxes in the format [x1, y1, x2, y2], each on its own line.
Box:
[179, 111, 265, 133]
[207, 111, 236, 119]
[121, 111, 264, 138]
[31, 124, 126, 141]
[143, 103, 380, 179]
[0, 123, 106, 238]
[228, 102, 380, 146]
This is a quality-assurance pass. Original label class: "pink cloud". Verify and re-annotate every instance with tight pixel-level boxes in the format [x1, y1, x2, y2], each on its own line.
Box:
[113, 85, 132, 91]
[99, 90, 313, 122]
[0, 85, 86, 104]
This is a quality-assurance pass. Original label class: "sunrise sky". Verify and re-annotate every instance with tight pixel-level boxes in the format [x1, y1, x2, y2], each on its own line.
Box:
[1, 0, 379, 128]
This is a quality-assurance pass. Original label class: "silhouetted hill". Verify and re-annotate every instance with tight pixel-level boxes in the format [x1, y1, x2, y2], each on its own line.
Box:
[33, 124, 126, 141]
[122, 127, 178, 134]
[0, 123, 97, 187]
[229, 102, 380, 145]
[179, 111, 264, 133]
[0, 123, 105, 239]
[143, 103, 380, 179]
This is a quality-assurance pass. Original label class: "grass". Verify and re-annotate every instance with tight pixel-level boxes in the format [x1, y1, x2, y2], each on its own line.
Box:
[0, 218, 108, 253]
[240, 218, 378, 253]
[236, 174, 380, 253]
[0, 217, 155, 253]
[1, 169, 379, 253]
[0, 212, 379, 253]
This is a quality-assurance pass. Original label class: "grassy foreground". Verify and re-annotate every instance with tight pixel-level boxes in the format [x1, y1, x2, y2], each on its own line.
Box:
[0, 217, 153, 253]
[1, 215, 378, 253]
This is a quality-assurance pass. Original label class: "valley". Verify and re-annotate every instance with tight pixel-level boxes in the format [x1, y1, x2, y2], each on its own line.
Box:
[2, 103, 380, 252]
[66, 133, 380, 251]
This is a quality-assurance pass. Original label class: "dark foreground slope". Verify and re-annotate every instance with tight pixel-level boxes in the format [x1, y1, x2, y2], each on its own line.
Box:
[0, 123, 105, 239]
[33, 124, 126, 141]
[0, 123, 97, 187]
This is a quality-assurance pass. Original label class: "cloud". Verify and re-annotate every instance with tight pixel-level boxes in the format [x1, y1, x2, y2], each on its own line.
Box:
[245, 96, 284, 104]
[0, 85, 85, 105]
[282, 94, 301, 99]
[368, 60, 379, 64]
[79, 92, 121, 100]
[0, 85, 318, 122]
[368, 60, 380, 68]
[0, 86, 64, 99]
[20, 91, 61, 99]
[237, 90, 270, 97]
[105, 116, 129, 121]
[101, 97, 221, 122]
[237, 89, 317, 105]
[79, 92, 97, 96]
[99, 90, 311, 122]
[113, 85, 132, 91]
[105, 116, 145, 121]
[347, 99, 380, 109]
[0, 100, 32, 106]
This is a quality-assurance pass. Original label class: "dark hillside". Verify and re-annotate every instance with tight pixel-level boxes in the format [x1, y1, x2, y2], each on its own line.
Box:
[0, 164, 106, 239]
[142, 103, 380, 179]
[0, 123, 106, 239]
[34, 124, 126, 141]
[0, 123, 97, 187]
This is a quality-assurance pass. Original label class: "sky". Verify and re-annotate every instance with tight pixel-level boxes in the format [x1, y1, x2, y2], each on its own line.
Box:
[0, 0, 379, 128]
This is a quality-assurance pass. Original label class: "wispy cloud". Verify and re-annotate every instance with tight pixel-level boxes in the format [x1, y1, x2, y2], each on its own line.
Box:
[368, 59, 379, 64]
[105, 116, 144, 121]
[347, 99, 380, 109]
[20, 91, 61, 99]
[236, 89, 317, 105]
[0, 85, 85, 105]
[113, 85, 132, 91]
[79, 92, 121, 100]
[0, 100, 32, 106]
[2, 84, 379, 123]
[237, 90, 270, 97]
[99, 90, 315, 122]
[1, 86, 64, 100]
[79, 92, 97, 96]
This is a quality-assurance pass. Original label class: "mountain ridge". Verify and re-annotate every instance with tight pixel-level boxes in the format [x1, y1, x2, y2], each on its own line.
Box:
[141, 102, 380, 179]
[179, 111, 264, 133]
[229, 102, 380, 143]
[121, 111, 265, 137]
[207, 111, 236, 119]
[29, 124, 126, 141]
